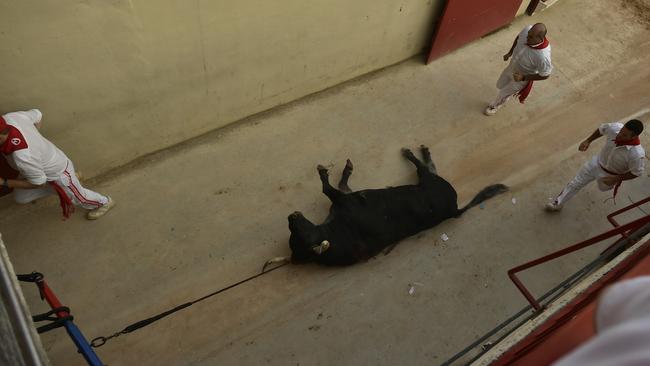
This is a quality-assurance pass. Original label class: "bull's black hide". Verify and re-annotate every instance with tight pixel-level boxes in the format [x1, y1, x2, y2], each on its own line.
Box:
[283, 146, 507, 267]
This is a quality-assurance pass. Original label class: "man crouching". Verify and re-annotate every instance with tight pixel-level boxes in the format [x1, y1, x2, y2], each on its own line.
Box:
[0, 109, 115, 220]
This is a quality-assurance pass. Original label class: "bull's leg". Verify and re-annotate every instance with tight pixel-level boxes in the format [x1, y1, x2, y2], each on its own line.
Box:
[402, 147, 430, 174]
[318, 165, 344, 201]
[338, 159, 354, 193]
[402, 148, 437, 185]
[420, 145, 438, 175]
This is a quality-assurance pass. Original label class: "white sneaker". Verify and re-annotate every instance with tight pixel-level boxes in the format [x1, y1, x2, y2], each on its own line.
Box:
[484, 106, 498, 116]
[545, 201, 562, 212]
[87, 197, 116, 220]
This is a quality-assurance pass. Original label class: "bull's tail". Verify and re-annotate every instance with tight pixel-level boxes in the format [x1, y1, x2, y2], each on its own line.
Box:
[455, 184, 509, 217]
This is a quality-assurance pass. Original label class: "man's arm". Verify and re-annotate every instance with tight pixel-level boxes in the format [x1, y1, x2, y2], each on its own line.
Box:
[26, 109, 43, 130]
[503, 36, 518, 61]
[618, 172, 639, 182]
[2, 177, 44, 190]
[524, 74, 549, 81]
[579, 129, 603, 151]
[513, 73, 550, 82]
[601, 172, 638, 186]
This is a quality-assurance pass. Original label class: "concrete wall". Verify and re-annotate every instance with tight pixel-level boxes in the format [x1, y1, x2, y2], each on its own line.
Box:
[0, 0, 443, 176]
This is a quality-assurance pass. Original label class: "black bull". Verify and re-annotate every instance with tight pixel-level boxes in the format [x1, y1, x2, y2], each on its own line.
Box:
[263, 146, 508, 270]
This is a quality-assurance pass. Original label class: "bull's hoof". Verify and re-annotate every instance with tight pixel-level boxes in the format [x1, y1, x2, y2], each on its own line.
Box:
[420, 145, 430, 153]
[345, 159, 353, 171]
[317, 164, 329, 175]
[401, 148, 414, 157]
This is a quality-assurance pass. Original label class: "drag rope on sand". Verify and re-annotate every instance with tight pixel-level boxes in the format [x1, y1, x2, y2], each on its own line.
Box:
[90, 262, 288, 348]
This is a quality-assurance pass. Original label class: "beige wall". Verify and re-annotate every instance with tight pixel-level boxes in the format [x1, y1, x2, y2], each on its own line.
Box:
[0, 0, 443, 176]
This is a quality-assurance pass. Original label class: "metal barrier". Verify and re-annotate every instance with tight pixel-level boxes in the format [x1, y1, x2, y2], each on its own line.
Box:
[442, 221, 650, 365]
[508, 196, 650, 311]
[0, 235, 49, 366]
[607, 196, 650, 231]
[18, 272, 104, 366]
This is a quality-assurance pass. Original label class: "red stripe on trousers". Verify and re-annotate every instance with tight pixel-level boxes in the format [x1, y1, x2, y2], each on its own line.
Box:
[63, 171, 102, 207]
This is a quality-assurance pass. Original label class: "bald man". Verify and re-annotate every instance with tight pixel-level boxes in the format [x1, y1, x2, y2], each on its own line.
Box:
[484, 23, 553, 116]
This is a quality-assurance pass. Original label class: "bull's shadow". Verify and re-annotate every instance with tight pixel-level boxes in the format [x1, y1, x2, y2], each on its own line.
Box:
[263, 145, 507, 271]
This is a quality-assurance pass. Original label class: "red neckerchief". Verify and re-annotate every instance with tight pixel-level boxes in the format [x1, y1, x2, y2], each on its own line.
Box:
[518, 37, 550, 104]
[528, 37, 550, 50]
[614, 136, 641, 146]
[1, 126, 28, 155]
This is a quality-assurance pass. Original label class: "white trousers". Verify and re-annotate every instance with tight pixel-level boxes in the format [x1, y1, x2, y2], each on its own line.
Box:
[490, 64, 528, 108]
[13, 160, 108, 210]
[554, 156, 615, 206]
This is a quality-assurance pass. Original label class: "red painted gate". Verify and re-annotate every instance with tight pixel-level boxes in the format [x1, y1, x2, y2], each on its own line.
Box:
[427, 0, 524, 64]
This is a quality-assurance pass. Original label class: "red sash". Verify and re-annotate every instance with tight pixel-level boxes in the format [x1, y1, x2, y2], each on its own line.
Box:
[517, 37, 550, 104]
[599, 164, 625, 201]
[48, 181, 75, 219]
[601, 137, 642, 202]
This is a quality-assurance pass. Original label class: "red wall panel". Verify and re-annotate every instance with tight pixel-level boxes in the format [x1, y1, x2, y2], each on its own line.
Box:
[427, 0, 524, 63]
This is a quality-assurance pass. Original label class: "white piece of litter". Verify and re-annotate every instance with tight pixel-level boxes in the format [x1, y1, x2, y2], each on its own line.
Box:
[511, 197, 517, 205]
[408, 282, 423, 296]
[440, 233, 449, 242]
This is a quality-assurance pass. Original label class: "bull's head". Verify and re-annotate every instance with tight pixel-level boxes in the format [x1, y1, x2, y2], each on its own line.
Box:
[288, 211, 331, 262]
[261, 211, 331, 273]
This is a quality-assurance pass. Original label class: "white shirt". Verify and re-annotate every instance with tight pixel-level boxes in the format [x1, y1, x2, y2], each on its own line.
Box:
[2, 109, 69, 185]
[510, 25, 553, 77]
[597, 122, 645, 176]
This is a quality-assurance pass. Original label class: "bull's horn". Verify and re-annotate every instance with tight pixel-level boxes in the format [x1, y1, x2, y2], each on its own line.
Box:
[262, 256, 290, 273]
[313, 240, 331, 255]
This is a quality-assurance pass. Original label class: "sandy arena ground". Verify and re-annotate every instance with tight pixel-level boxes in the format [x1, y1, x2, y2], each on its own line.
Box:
[1, 0, 650, 365]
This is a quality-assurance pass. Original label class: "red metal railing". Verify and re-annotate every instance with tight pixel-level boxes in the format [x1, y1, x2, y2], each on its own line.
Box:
[508, 196, 650, 311]
[607, 196, 650, 229]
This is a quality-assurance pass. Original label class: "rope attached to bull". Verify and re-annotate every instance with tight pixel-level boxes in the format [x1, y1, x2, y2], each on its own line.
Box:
[89, 261, 288, 348]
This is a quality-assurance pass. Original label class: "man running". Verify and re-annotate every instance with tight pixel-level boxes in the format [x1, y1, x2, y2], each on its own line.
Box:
[485, 23, 553, 116]
[0, 109, 115, 219]
[546, 119, 645, 211]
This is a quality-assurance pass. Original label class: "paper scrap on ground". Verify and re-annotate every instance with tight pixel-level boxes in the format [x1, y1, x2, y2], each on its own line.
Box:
[408, 282, 424, 296]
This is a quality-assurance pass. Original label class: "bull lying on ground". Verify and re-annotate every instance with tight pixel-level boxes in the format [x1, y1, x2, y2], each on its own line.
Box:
[263, 146, 507, 270]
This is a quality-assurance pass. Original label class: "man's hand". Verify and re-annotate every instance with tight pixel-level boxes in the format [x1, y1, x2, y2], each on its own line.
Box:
[4, 178, 45, 190]
[503, 52, 512, 62]
[513, 72, 525, 82]
[601, 176, 622, 186]
[579, 140, 590, 152]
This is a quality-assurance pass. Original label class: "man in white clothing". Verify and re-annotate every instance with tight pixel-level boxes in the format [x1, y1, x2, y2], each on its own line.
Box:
[0, 109, 115, 220]
[485, 23, 553, 116]
[546, 119, 645, 211]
